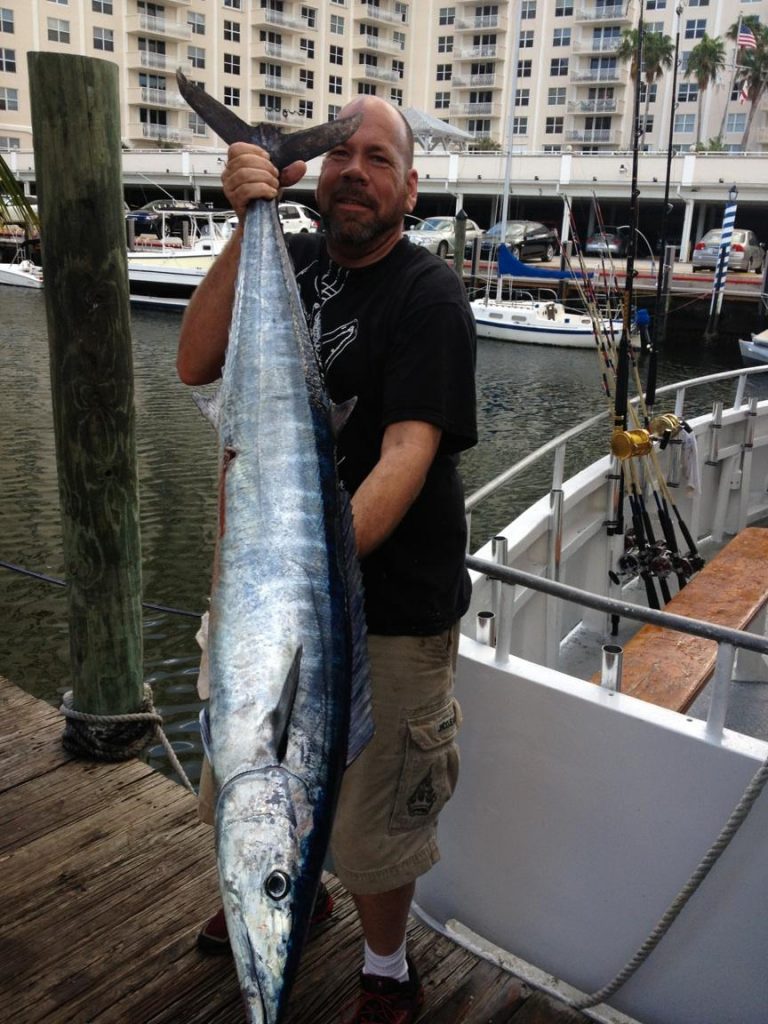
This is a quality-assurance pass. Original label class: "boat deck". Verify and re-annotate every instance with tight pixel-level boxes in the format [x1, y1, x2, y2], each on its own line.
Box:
[1, 676, 592, 1024]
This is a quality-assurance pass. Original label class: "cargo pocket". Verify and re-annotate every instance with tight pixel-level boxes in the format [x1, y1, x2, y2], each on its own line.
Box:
[389, 698, 462, 834]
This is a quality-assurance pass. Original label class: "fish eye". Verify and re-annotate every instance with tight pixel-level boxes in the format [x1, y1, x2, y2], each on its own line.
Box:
[265, 870, 291, 901]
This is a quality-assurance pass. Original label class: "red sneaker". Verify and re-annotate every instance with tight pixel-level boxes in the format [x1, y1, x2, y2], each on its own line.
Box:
[196, 881, 334, 955]
[343, 957, 424, 1024]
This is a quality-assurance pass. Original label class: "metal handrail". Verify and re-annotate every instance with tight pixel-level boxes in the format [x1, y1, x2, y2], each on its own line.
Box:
[465, 364, 768, 514]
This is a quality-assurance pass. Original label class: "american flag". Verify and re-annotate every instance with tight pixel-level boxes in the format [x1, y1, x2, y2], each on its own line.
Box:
[739, 80, 750, 104]
[738, 25, 758, 50]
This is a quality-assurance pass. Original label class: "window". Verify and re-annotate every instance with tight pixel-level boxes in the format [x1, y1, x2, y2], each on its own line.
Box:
[224, 0, 242, 9]
[299, 99, 313, 118]
[329, 44, 343, 64]
[188, 12, 205, 35]
[548, 86, 566, 105]
[390, 87, 403, 105]
[188, 46, 205, 69]
[393, 31, 406, 50]
[93, 28, 113, 51]
[329, 74, 342, 94]
[224, 86, 240, 106]
[517, 59, 532, 77]
[301, 38, 315, 58]
[438, 7, 455, 26]
[438, 35, 453, 53]
[224, 20, 240, 42]
[646, 0, 667, 7]
[521, 1, 536, 17]
[188, 113, 207, 136]
[550, 57, 569, 76]
[640, 114, 654, 133]
[512, 116, 528, 135]
[392, 59, 404, 78]
[224, 54, 240, 74]
[726, 112, 747, 133]
[0, 47, 14, 71]
[301, 6, 316, 29]
[685, 20, 706, 40]
[0, 135, 20, 151]
[674, 113, 695, 133]
[677, 82, 698, 102]
[0, 87, 18, 110]
[688, 0, 709, 6]
[520, 30, 534, 48]
[435, 91, 450, 109]
[639, 82, 657, 104]
[555, 1, 573, 14]
[260, 94, 281, 112]
[50, 0, 68, 5]
[358, 82, 377, 95]
[394, 1, 408, 22]
[515, 88, 530, 106]
[0, 8, 12, 32]
[300, 69, 314, 89]
[436, 63, 452, 81]
[543, 144, 562, 153]
[468, 119, 490, 135]
[47, 18, 70, 43]
[328, 103, 341, 119]
[331, 0, 344, 4]
[92, 1, 113, 12]
[546, 116, 564, 134]
[553, 28, 571, 46]
[330, 15, 344, 33]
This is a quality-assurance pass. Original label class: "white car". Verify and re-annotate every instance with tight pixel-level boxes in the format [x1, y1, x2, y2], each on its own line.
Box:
[278, 202, 320, 234]
[406, 216, 484, 258]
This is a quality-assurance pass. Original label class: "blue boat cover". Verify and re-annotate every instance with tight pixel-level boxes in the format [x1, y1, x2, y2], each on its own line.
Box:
[497, 244, 592, 281]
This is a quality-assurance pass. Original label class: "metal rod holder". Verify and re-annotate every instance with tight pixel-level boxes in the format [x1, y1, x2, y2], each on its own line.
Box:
[601, 643, 623, 692]
[706, 401, 723, 465]
[477, 611, 496, 648]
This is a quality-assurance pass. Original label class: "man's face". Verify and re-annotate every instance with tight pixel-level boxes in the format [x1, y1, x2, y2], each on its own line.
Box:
[315, 102, 417, 259]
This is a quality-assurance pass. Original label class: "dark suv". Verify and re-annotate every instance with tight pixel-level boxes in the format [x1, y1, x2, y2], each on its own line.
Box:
[467, 220, 559, 262]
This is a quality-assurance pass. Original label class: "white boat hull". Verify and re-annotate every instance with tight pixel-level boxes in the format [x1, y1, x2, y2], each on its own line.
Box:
[0, 261, 43, 289]
[739, 331, 768, 367]
[471, 297, 635, 349]
[415, 376, 768, 1023]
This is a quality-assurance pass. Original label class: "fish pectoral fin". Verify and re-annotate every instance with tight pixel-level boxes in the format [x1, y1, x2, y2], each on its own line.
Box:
[271, 645, 303, 763]
[330, 398, 357, 439]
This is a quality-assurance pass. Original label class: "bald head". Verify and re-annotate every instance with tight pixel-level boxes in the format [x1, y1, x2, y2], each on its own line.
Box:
[337, 96, 415, 170]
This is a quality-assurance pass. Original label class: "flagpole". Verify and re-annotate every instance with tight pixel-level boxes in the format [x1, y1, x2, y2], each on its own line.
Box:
[718, 15, 742, 141]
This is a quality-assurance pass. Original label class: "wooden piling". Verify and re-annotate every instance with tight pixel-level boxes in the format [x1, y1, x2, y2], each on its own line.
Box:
[28, 53, 144, 721]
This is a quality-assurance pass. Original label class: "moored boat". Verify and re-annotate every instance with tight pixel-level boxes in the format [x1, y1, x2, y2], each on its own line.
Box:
[739, 328, 768, 367]
[415, 363, 768, 1024]
[470, 291, 635, 349]
[0, 256, 43, 289]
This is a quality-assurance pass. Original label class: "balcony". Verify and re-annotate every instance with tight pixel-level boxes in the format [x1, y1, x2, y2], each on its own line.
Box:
[353, 34, 406, 55]
[570, 66, 623, 84]
[451, 73, 498, 88]
[128, 51, 191, 74]
[253, 74, 304, 95]
[253, 8, 306, 32]
[128, 87, 190, 109]
[568, 97, 623, 115]
[454, 14, 503, 32]
[572, 35, 622, 55]
[351, 64, 402, 83]
[126, 14, 191, 41]
[260, 107, 307, 127]
[355, 2, 409, 27]
[449, 101, 501, 117]
[456, 44, 498, 60]
[257, 41, 306, 65]
[126, 121, 191, 145]
[574, 2, 633, 25]
[565, 128, 621, 145]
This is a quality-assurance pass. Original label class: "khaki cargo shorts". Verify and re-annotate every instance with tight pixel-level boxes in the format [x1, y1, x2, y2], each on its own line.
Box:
[197, 625, 462, 896]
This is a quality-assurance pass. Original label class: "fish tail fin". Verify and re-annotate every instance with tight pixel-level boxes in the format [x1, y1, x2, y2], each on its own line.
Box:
[176, 69, 361, 169]
[191, 388, 221, 430]
[339, 487, 374, 765]
[272, 645, 303, 763]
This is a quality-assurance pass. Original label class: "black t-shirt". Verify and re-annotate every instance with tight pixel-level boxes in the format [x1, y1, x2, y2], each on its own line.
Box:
[288, 233, 478, 636]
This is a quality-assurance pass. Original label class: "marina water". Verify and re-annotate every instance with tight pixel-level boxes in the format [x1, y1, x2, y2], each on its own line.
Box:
[1, 287, 764, 784]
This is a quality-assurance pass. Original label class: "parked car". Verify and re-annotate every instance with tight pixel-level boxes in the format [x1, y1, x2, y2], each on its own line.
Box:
[584, 225, 631, 258]
[467, 220, 559, 263]
[406, 215, 484, 257]
[691, 228, 765, 273]
[278, 202, 320, 234]
[126, 199, 212, 237]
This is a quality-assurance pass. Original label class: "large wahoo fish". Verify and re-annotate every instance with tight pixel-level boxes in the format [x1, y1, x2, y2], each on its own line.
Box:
[177, 72, 372, 1023]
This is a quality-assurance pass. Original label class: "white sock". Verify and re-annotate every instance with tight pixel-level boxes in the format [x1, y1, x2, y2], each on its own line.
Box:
[362, 939, 409, 983]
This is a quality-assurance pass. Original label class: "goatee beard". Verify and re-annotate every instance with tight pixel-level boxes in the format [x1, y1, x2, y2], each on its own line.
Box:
[321, 209, 403, 251]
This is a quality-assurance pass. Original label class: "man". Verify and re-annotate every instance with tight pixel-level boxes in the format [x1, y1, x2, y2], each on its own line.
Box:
[178, 96, 477, 1024]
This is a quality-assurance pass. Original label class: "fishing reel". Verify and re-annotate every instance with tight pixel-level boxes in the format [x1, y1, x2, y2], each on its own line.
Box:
[609, 530, 674, 585]
[610, 413, 689, 460]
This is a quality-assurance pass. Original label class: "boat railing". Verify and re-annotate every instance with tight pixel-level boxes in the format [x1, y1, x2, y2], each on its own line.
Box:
[466, 553, 768, 742]
[465, 363, 768, 526]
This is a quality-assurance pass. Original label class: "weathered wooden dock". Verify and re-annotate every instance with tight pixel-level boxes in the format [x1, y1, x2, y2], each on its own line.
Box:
[1, 676, 591, 1024]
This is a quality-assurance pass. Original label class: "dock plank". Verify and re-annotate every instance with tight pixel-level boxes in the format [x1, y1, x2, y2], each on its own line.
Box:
[0, 676, 594, 1024]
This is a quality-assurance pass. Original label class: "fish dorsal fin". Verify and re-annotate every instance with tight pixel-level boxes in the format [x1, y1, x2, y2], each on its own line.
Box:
[191, 388, 221, 430]
[330, 397, 357, 439]
[176, 70, 361, 170]
[339, 486, 374, 765]
[271, 645, 303, 764]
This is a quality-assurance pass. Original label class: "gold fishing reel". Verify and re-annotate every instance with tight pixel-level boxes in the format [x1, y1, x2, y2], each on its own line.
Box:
[610, 413, 684, 461]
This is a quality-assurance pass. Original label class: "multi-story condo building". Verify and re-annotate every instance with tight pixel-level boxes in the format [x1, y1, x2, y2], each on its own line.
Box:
[1, 0, 766, 156]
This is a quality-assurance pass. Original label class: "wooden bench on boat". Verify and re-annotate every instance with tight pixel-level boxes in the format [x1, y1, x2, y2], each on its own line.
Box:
[593, 527, 768, 712]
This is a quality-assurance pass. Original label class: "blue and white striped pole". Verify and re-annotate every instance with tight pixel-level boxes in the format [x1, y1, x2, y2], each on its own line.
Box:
[709, 185, 738, 324]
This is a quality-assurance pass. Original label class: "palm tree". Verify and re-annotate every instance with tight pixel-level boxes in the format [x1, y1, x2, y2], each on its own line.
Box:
[0, 155, 38, 231]
[616, 29, 675, 149]
[723, 17, 768, 149]
[685, 34, 726, 147]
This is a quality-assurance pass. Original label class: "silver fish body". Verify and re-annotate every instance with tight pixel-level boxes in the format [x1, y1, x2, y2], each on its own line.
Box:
[177, 74, 371, 1024]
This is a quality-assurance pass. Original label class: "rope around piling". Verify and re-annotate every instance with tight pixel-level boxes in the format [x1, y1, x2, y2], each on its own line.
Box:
[60, 686, 195, 795]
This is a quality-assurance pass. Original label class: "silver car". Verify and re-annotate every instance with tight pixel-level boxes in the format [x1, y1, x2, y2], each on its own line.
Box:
[406, 216, 484, 258]
[691, 228, 764, 273]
